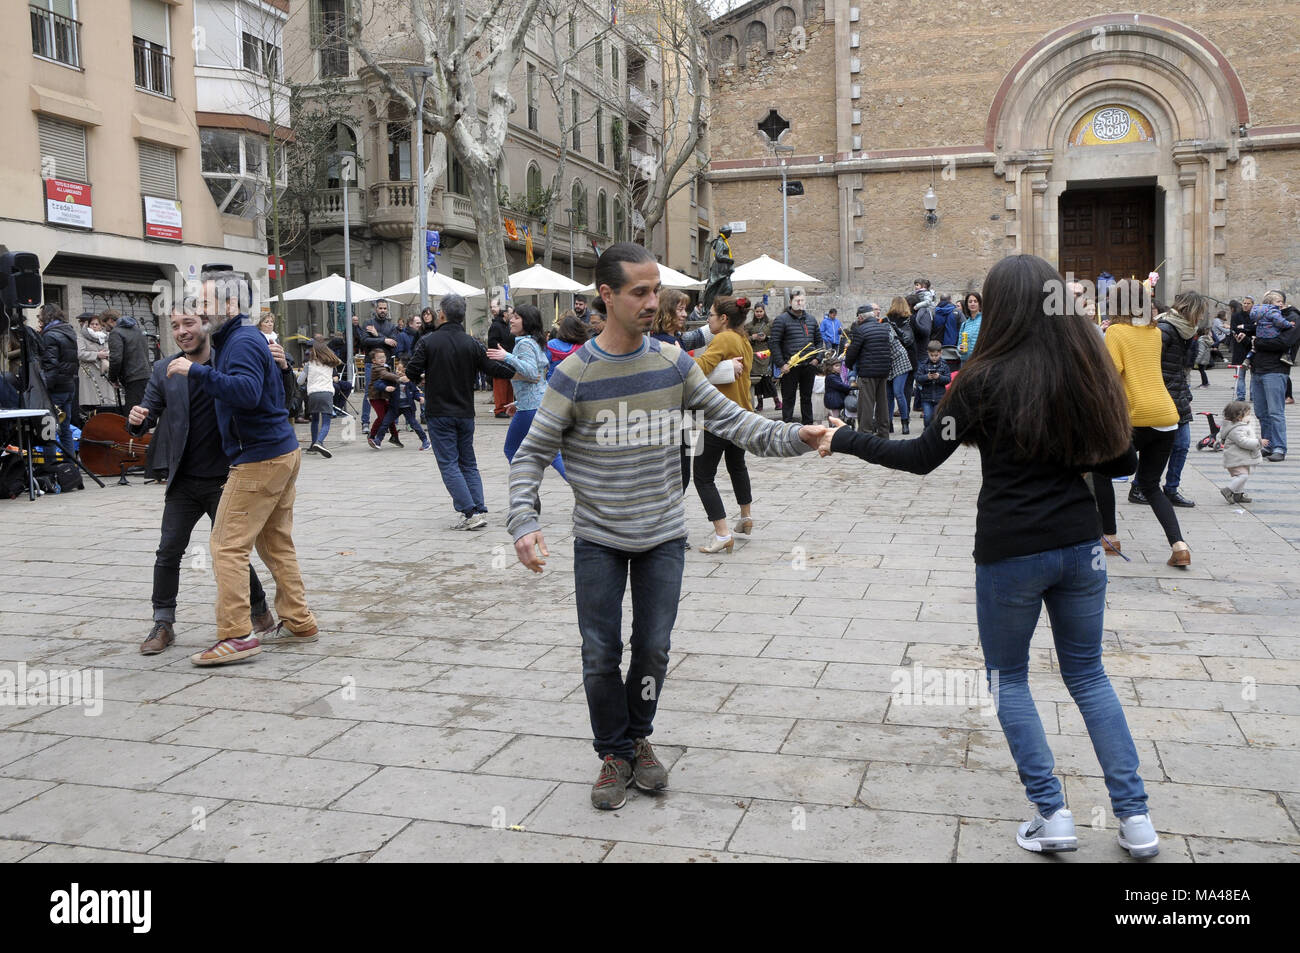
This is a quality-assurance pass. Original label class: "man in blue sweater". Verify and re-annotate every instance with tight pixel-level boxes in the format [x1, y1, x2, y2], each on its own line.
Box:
[166, 273, 319, 665]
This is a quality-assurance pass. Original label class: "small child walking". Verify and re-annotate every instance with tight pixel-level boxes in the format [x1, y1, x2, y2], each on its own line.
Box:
[366, 349, 401, 449]
[391, 359, 430, 451]
[1218, 400, 1264, 504]
[300, 342, 342, 458]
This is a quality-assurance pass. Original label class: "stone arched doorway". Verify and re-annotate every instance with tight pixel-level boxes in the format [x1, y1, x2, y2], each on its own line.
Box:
[989, 15, 1248, 299]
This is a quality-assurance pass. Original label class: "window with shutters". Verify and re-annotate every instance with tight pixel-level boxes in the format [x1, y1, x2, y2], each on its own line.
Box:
[526, 64, 538, 132]
[139, 141, 178, 200]
[31, 0, 81, 68]
[596, 107, 605, 165]
[572, 91, 581, 151]
[611, 47, 619, 86]
[597, 191, 608, 236]
[38, 115, 88, 183]
[132, 0, 172, 97]
[570, 180, 587, 230]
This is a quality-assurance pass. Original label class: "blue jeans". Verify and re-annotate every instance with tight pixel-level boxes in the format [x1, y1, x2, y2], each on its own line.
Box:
[360, 364, 374, 425]
[1252, 372, 1288, 455]
[310, 412, 331, 445]
[975, 540, 1148, 819]
[503, 408, 566, 479]
[886, 374, 909, 420]
[1162, 420, 1190, 492]
[428, 416, 485, 516]
[574, 535, 685, 762]
[919, 399, 939, 429]
[1235, 365, 1248, 401]
[48, 388, 75, 458]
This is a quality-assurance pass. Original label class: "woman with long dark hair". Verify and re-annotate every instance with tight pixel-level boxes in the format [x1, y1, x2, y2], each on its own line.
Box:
[487, 304, 566, 479]
[1091, 279, 1192, 568]
[818, 254, 1159, 859]
[748, 303, 778, 411]
[546, 312, 589, 379]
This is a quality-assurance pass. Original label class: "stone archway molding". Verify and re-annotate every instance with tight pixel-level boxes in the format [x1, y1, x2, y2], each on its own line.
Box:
[986, 13, 1249, 154]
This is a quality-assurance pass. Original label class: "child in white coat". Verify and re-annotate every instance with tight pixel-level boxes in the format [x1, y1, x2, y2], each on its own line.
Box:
[1217, 400, 1264, 504]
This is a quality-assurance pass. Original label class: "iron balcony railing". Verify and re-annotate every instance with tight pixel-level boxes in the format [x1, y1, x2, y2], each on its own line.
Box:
[30, 4, 80, 68]
[134, 38, 173, 98]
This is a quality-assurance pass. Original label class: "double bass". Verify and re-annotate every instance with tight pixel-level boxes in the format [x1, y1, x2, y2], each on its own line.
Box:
[79, 412, 153, 479]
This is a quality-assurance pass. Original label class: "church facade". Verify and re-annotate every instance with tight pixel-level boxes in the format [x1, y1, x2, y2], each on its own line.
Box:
[704, 1, 1300, 307]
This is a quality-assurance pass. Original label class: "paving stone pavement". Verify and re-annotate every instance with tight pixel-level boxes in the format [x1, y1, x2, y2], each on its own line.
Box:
[0, 370, 1297, 863]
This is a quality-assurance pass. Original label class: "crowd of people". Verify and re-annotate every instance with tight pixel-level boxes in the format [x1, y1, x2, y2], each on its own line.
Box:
[6, 241, 1298, 863]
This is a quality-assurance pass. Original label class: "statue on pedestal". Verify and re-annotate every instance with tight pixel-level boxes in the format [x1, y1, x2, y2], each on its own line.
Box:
[700, 226, 735, 316]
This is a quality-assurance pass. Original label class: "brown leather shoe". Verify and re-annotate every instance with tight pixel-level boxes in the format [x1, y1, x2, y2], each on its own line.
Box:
[141, 620, 175, 655]
[1167, 545, 1191, 568]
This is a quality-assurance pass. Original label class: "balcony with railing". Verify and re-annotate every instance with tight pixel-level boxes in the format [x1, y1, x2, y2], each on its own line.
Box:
[311, 188, 367, 229]
[30, 4, 80, 68]
[134, 39, 173, 98]
[629, 146, 656, 181]
[627, 83, 654, 117]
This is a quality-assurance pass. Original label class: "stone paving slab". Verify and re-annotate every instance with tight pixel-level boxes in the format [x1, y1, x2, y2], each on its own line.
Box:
[0, 378, 1296, 862]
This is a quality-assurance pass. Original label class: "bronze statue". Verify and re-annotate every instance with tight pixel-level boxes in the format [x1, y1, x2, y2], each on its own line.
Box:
[700, 226, 735, 315]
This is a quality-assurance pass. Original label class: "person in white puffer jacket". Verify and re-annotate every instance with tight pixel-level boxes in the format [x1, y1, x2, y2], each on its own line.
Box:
[1217, 399, 1264, 504]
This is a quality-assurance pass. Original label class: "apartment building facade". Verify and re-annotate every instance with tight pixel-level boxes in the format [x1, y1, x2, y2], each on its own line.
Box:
[283, 0, 709, 331]
[4, 0, 275, 355]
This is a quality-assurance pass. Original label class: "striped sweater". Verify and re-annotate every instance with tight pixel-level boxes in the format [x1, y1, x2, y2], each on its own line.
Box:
[507, 335, 811, 550]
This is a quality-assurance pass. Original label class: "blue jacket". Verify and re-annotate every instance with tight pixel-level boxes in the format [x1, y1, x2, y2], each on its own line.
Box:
[931, 302, 961, 347]
[819, 317, 844, 353]
[190, 315, 298, 466]
[824, 371, 852, 410]
[958, 313, 983, 359]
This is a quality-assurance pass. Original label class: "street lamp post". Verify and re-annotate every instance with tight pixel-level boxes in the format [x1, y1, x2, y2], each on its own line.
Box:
[772, 143, 794, 267]
[337, 150, 357, 381]
[407, 66, 435, 313]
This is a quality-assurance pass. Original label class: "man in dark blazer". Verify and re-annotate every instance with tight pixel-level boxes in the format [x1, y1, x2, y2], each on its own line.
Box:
[126, 308, 275, 656]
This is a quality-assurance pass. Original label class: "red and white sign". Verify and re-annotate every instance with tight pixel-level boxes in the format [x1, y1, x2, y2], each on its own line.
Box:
[268, 255, 286, 279]
[143, 196, 183, 241]
[44, 178, 92, 229]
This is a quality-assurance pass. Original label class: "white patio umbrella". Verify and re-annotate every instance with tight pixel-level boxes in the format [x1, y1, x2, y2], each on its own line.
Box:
[377, 271, 484, 304]
[577, 262, 704, 294]
[266, 272, 383, 302]
[507, 263, 588, 296]
[728, 255, 824, 291]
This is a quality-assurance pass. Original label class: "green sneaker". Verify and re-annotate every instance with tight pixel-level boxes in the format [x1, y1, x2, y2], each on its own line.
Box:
[632, 738, 669, 792]
[591, 755, 632, 810]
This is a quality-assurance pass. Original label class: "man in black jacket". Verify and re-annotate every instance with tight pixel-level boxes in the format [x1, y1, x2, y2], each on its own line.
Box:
[844, 305, 893, 437]
[487, 299, 515, 417]
[126, 308, 275, 655]
[770, 288, 822, 424]
[39, 304, 79, 456]
[405, 293, 515, 529]
[104, 309, 151, 409]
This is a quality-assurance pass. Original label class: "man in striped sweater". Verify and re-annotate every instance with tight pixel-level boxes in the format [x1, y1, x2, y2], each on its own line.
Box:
[508, 243, 825, 810]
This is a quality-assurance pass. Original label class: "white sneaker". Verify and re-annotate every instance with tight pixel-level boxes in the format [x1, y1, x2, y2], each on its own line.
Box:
[1117, 814, 1160, 859]
[466, 513, 488, 531]
[1016, 808, 1078, 852]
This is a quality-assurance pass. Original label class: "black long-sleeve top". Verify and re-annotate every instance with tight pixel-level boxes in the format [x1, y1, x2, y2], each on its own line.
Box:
[830, 411, 1138, 564]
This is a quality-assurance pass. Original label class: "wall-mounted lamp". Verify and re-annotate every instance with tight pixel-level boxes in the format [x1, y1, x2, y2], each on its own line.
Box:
[1238, 123, 1248, 137]
[923, 186, 939, 226]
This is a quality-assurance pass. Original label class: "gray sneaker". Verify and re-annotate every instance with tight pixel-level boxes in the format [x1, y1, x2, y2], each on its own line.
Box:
[591, 755, 633, 810]
[1016, 808, 1078, 852]
[1221, 486, 1237, 504]
[466, 513, 488, 531]
[632, 737, 669, 791]
[1118, 814, 1160, 858]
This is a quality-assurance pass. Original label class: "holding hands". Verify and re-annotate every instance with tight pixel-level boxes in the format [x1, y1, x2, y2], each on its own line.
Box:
[818, 417, 847, 456]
